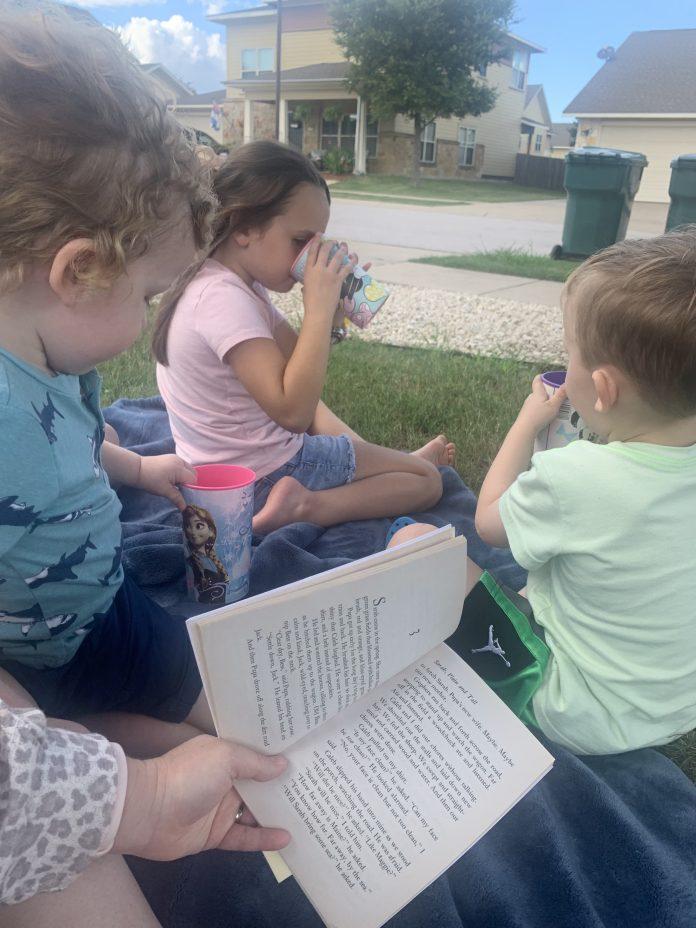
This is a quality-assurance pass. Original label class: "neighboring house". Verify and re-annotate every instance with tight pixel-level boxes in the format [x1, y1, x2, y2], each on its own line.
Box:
[208, 0, 544, 179]
[519, 84, 552, 156]
[565, 29, 696, 202]
[549, 122, 576, 159]
[56, 11, 227, 145]
[142, 63, 226, 145]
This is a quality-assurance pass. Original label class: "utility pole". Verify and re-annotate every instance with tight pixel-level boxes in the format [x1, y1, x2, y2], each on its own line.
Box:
[274, 0, 283, 139]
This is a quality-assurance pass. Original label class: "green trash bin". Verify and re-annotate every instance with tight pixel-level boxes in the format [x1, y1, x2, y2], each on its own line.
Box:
[665, 154, 696, 231]
[552, 147, 647, 260]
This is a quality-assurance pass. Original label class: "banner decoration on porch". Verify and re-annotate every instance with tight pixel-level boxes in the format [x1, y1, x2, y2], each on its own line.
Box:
[210, 101, 222, 132]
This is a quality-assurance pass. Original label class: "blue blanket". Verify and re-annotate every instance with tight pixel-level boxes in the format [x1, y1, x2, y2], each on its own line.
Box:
[106, 398, 696, 928]
[105, 396, 527, 606]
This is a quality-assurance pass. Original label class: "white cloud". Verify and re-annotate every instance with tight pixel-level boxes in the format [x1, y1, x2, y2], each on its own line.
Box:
[205, 1, 228, 14]
[117, 15, 225, 92]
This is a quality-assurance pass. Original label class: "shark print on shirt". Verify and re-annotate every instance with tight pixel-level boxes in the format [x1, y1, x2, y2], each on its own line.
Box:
[28, 507, 92, 533]
[0, 496, 42, 528]
[99, 545, 123, 587]
[87, 427, 103, 478]
[24, 535, 97, 588]
[31, 393, 65, 444]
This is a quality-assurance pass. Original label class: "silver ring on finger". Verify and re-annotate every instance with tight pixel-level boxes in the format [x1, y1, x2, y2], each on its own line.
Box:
[234, 801, 245, 824]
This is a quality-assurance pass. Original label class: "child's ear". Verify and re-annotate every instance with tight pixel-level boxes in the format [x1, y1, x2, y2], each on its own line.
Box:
[231, 224, 264, 248]
[48, 240, 97, 305]
[592, 367, 619, 413]
[231, 229, 251, 248]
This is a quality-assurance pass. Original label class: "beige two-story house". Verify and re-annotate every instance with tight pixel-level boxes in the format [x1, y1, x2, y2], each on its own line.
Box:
[519, 84, 552, 156]
[209, 0, 544, 179]
[565, 29, 696, 202]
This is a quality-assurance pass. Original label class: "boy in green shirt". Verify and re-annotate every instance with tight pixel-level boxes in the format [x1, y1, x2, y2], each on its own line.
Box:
[472, 230, 696, 755]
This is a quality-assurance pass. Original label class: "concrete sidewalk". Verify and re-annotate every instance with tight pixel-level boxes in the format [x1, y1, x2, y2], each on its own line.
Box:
[349, 241, 564, 307]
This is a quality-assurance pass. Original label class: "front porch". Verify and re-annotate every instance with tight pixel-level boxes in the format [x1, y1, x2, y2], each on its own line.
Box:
[224, 63, 485, 180]
[227, 64, 372, 174]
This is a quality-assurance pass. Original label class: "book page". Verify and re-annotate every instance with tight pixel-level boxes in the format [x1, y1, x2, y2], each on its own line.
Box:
[190, 526, 453, 737]
[189, 538, 468, 753]
[238, 645, 553, 928]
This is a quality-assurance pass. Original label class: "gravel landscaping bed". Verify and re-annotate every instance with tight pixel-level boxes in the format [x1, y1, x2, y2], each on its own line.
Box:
[272, 282, 565, 365]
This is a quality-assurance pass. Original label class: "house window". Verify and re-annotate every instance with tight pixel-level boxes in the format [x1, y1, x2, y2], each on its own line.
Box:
[241, 47, 273, 78]
[534, 133, 542, 153]
[366, 115, 379, 158]
[420, 121, 436, 163]
[458, 126, 476, 166]
[511, 49, 528, 90]
[321, 112, 357, 154]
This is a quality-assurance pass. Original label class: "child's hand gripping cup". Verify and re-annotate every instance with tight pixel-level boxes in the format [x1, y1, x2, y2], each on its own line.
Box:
[534, 371, 603, 453]
[290, 236, 390, 328]
[181, 464, 255, 605]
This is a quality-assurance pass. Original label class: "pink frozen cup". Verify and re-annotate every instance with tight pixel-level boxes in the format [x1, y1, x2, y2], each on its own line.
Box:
[290, 237, 390, 329]
[181, 464, 255, 605]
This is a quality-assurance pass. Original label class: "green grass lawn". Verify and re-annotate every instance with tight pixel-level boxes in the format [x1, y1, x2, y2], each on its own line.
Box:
[330, 191, 463, 208]
[101, 329, 696, 781]
[330, 174, 565, 204]
[412, 248, 581, 282]
[101, 327, 547, 492]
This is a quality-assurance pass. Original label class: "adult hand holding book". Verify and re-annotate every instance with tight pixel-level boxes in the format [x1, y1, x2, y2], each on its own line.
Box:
[188, 527, 553, 928]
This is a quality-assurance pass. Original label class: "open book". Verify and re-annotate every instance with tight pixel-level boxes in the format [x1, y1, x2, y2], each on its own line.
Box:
[187, 527, 553, 928]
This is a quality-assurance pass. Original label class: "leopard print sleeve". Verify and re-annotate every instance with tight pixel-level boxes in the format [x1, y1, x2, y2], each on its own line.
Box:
[0, 701, 124, 905]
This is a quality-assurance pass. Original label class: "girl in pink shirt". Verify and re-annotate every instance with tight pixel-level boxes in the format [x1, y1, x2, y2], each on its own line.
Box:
[154, 141, 454, 534]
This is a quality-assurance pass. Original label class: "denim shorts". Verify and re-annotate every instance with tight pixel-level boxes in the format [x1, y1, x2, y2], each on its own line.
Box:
[254, 433, 356, 513]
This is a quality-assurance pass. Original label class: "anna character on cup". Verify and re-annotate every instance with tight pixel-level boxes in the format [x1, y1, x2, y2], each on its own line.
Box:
[182, 504, 229, 604]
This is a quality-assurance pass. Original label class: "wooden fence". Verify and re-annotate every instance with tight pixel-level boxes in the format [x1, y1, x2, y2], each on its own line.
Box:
[514, 154, 566, 191]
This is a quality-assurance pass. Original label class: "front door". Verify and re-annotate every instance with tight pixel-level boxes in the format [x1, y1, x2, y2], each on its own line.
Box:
[288, 116, 304, 151]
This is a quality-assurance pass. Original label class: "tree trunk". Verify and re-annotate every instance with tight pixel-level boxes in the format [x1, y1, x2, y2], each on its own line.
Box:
[412, 113, 422, 187]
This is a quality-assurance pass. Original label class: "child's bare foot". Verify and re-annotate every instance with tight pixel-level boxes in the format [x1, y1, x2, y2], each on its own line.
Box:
[252, 476, 313, 535]
[413, 435, 456, 467]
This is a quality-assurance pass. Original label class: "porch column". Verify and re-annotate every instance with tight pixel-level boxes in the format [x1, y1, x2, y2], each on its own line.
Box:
[354, 94, 367, 174]
[278, 97, 288, 144]
[243, 98, 252, 143]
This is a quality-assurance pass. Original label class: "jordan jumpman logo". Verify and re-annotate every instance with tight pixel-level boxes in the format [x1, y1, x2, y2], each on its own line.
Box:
[471, 625, 511, 667]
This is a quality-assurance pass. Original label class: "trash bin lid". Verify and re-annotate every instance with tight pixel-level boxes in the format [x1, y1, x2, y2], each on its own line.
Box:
[670, 153, 696, 170]
[567, 146, 647, 165]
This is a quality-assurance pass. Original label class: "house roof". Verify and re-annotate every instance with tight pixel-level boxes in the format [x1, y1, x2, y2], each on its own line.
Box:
[230, 61, 349, 85]
[208, 1, 545, 55]
[551, 122, 575, 148]
[175, 89, 227, 106]
[141, 63, 194, 98]
[525, 83, 541, 107]
[522, 84, 552, 128]
[565, 29, 696, 115]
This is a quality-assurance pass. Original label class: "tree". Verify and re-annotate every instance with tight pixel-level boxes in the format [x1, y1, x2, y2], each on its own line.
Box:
[569, 120, 579, 147]
[331, 0, 514, 184]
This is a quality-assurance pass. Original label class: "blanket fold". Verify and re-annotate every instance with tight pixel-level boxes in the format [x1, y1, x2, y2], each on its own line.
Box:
[105, 398, 696, 928]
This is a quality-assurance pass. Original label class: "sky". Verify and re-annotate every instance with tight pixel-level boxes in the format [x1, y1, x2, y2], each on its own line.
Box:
[82, 0, 696, 119]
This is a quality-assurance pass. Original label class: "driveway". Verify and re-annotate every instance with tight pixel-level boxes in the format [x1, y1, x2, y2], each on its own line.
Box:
[327, 197, 668, 256]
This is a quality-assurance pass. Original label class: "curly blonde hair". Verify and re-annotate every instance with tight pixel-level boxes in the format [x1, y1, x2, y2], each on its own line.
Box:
[0, 5, 215, 294]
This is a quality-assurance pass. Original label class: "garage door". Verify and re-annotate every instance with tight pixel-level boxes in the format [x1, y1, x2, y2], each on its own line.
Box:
[598, 122, 696, 203]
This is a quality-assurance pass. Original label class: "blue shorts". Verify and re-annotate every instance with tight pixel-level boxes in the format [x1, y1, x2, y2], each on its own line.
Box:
[0, 575, 202, 723]
[254, 433, 356, 513]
